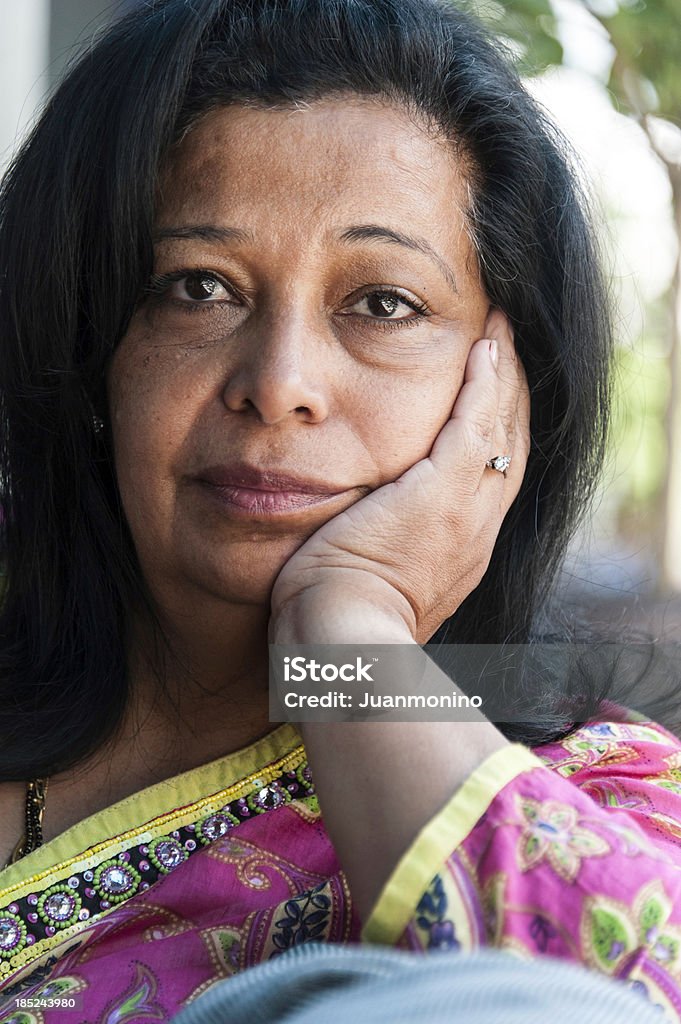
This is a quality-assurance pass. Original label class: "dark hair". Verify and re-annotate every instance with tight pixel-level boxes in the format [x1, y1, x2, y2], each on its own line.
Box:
[0, 0, 612, 778]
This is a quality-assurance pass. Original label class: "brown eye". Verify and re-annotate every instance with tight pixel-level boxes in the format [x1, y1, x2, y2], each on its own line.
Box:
[367, 293, 400, 317]
[179, 274, 228, 301]
[347, 289, 427, 320]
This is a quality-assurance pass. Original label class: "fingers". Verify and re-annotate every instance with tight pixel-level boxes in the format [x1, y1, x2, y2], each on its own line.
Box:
[429, 337, 501, 489]
[484, 334, 530, 505]
[476, 306, 529, 502]
[429, 316, 529, 506]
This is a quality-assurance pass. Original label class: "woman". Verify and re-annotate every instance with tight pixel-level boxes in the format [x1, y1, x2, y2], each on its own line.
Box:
[0, 0, 679, 1020]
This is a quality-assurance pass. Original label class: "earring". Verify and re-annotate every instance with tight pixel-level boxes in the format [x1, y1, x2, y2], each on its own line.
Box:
[92, 414, 105, 434]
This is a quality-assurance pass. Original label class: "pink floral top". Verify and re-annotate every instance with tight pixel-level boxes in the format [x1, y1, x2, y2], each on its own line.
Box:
[1, 713, 681, 1021]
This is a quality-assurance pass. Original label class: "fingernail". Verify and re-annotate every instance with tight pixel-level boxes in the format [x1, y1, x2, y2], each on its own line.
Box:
[489, 339, 498, 368]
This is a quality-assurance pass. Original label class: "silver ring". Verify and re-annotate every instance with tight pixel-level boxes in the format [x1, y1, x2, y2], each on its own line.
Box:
[485, 455, 511, 477]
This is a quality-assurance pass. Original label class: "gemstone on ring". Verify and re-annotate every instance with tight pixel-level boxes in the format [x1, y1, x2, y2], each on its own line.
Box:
[486, 455, 511, 474]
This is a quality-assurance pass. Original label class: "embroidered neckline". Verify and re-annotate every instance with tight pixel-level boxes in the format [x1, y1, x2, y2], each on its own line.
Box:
[0, 724, 300, 896]
[0, 734, 311, 981]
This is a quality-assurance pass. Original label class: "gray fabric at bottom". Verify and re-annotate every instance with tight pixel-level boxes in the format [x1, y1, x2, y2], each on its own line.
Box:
[171, 942, 667, 1024]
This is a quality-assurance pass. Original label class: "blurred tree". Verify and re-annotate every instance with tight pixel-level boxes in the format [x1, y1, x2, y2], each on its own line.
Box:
[465, 0, 562, 72]
[595, 0, 681, 121]
[582, 0, 681, 592]
[470, 0, 681, 593]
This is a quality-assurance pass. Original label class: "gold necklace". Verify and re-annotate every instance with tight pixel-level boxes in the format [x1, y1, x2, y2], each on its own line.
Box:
[7, 778, 49, 867]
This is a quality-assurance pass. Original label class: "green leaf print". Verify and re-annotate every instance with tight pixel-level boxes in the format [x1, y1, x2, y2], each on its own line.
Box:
[591, 908, 632, 969]
[640, 895, 665, 942]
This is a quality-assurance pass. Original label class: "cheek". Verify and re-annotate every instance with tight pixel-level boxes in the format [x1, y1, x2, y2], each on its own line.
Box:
[109, 412, 173, 544]
[360, 342, 470, 478]
[109, 338, 210, 455]
[107, 354, 203, 529]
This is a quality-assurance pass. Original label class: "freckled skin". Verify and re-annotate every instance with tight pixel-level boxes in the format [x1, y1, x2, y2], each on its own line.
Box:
[107, 97, 495, 616]
[0, 99, 521, 849]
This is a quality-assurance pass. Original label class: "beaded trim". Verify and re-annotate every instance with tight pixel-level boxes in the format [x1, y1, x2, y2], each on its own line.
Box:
[0, 756, 313, 978]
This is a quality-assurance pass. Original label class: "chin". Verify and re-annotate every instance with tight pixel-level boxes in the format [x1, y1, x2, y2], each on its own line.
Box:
[186, 534, 306, 606]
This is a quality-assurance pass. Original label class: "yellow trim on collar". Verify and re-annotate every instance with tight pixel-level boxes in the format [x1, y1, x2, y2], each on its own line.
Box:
[362, 743, 543, 946]
[0, 723, 301, 901]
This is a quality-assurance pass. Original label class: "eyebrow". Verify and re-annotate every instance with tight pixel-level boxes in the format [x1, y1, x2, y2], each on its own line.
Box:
[153, 225, 253, 244]
[153, 222, 458, 296]
[340, 224, 458, 296]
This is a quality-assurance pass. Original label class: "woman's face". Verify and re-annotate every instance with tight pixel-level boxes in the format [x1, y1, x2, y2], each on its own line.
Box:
[107, 97, 496, 610]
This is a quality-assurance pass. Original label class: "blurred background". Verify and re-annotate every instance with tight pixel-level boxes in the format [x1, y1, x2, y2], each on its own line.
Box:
[1, 0, 680, 636]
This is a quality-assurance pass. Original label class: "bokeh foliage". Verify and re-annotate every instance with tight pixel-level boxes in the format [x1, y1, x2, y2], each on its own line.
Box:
[592, 0, 681, 125]
[465, 0, 562, 73]
[470, 0, 680, 555]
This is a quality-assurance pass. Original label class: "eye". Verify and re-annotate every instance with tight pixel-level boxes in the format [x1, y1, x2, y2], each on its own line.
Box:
[145, 270, 239, 307]
[345, 289, 428, 321]
[168, 272, 231, 302]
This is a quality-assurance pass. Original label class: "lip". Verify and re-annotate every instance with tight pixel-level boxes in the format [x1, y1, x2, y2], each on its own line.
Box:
[195, 463, 349, 519]
[197, 463, 345, 494]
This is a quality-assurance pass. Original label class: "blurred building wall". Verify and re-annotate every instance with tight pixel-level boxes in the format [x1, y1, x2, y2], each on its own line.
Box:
[0, 0, 135, 171]
[0, 1, 50, 168]
[49, 0, 119, 87]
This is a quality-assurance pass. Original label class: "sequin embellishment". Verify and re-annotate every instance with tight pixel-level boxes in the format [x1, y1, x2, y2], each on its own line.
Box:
[0, 913, 27, 959]
[0, 757, 314, 977]
[148, 838, 188, 875]
[94, 862, 141, 904]
[197, 812, 239, 845]
[38, 886, 82, 929]
[247, 781, 290, 813]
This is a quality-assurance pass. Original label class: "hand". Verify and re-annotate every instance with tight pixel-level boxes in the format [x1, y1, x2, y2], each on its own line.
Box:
[270, 321, 530, 646]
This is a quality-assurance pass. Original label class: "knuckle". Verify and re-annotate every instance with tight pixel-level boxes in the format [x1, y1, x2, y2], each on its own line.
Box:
[461, 438, 487, 472]
[500, 408, 516, 441]
[468, 411, 496, 446]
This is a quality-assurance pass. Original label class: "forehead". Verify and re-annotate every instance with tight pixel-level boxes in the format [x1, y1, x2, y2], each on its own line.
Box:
[157, 98, 474, 251]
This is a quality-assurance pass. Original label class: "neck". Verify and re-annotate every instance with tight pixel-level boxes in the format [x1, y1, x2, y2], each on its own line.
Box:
[124, 593, 275, 765]
[43, 596, 275, 824]
[2, 594, 278, 856]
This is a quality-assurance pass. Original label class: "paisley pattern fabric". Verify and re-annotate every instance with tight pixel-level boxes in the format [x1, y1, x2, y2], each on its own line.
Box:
[368, 716, 681, 1023]
[1, 714, 681, 1021]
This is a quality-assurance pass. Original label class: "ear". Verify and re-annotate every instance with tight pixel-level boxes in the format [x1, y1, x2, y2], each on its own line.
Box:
[483, 307, 514, 348]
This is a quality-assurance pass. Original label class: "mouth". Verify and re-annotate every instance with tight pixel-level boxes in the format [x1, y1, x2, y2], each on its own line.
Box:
[196, 483, 346, 520]
[197, 463, 346, 494]
[194, 463, 351, 520]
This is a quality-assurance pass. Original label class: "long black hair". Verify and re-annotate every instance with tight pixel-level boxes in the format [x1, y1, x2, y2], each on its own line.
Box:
[0, 0, 612, 778]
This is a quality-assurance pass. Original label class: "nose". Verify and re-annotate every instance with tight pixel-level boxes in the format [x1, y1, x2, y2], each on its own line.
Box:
[221, 311, 330, 426]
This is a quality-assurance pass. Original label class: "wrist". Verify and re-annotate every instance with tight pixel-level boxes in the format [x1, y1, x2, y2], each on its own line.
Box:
[270, 573, 415, 646]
